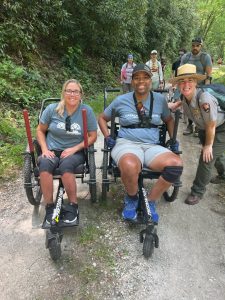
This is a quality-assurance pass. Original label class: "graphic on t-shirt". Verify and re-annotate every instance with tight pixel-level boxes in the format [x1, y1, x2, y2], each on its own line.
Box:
[56, 121, 81, 135]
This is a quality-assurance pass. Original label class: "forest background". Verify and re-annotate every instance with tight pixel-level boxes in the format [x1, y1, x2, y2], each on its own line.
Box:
[0, 0, 225, 178]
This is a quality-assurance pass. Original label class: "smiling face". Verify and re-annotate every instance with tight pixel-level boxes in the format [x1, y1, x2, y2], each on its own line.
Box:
[64, 82, 82, 109]
[132, 71, 152, 99]
[178, 77, 197, 100]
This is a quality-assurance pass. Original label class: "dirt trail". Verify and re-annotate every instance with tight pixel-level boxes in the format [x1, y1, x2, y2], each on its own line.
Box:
[1, 124, 225, 300]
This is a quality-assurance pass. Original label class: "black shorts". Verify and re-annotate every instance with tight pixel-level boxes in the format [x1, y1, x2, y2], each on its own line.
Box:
[38, 150, 85, 175]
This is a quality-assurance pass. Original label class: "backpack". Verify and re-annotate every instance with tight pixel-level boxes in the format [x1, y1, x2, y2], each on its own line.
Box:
[197, 83, 225, 111]
[182, 52, 208, 73]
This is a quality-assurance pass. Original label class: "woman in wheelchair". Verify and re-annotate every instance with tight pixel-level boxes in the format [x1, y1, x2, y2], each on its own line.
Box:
[98, 64, 183, 223]
[36, 79, 97, 226]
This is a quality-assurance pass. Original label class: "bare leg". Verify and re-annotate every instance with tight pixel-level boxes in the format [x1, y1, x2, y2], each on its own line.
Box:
[118, 154, 142, 196]
[61, 172, 77, 204]
[40, 171, 53, 204]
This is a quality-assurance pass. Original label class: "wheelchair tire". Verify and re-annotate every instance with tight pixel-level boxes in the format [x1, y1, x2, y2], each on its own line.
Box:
[101, 146, 109, 201]
[88, 145, 97, 203]
[143, 234, 155, 259]
[24, 153, 42, 206]
[48, 234, 62, 261]
[163, 186, 179, 202]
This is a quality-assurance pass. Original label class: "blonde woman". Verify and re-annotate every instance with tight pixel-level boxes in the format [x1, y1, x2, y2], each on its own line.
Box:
[37, 79, 97, 225]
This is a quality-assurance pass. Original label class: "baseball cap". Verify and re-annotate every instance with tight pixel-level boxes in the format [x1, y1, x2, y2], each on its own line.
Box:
[128, 54, 133, 59]
[132, 63, 152, 78]
[192, 37, 203, 45]
[151, 50, 157, 54]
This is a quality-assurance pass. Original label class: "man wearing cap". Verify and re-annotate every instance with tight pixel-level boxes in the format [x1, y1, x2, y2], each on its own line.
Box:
[98, 63, 183, 223]
[181, 37, 213, 136]
[120, 54, 136, 93]
[171, 64, 225, 205]
[146, 50, 164, 90]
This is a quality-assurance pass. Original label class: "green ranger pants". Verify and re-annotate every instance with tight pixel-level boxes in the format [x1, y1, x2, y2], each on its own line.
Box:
[191, 122, 225, 197]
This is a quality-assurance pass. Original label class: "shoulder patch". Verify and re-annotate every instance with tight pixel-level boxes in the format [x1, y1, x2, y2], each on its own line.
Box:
[201, 102, 210, 113]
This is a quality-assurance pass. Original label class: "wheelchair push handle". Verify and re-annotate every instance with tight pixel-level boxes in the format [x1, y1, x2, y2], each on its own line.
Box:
[23, 109, 36, 168]
[82, 109, 88, 149]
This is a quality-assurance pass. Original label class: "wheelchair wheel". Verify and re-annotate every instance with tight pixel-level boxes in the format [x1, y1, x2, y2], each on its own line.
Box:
[24, 153, 42, 206]
[88, 145, 97, 203]
[46, 232, 62, 261]
[101, 145, 109, 201]
[143, 234, 155, 259]
[163, 186, 179, 202]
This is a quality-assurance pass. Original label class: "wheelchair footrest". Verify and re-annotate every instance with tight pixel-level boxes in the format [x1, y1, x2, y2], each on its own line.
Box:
[42, 219, 79, 230]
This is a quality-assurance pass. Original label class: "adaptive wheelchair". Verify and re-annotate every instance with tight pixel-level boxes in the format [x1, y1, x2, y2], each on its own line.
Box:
[23, 98, 97, 261]
[101, 87, 182, 258]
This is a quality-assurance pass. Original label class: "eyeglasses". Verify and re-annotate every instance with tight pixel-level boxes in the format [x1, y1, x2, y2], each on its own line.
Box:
[65, 116, 71, 131]
[133, 76, 151, 82]
[65, 89, 81, 95]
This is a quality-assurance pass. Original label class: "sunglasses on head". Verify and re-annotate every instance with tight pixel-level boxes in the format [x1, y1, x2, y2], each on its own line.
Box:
[65, 116, 71, 131]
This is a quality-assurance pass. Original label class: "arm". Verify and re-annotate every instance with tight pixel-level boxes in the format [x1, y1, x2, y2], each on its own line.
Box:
[36, 123, 55, 158]
[163, 115, 175, 139]
[202, 120, 216, 162]
[98, 112, 111, 138]
[205, 65, 212, 85]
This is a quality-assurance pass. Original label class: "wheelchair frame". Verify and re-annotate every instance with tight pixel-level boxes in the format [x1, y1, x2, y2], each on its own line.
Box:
[23, 98, 97, 260]
[101, 87, 182, 258]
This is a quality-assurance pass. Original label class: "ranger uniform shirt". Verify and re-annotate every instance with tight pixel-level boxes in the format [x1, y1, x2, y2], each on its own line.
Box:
[182, 89, 225, 130]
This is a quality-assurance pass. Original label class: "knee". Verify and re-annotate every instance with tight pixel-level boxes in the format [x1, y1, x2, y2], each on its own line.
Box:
[161, 165, 183, 183]
[119, 158, 141, 176]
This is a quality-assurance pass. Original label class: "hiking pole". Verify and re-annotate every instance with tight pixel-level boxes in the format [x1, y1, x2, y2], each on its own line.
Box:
[82, 109, 89, 166]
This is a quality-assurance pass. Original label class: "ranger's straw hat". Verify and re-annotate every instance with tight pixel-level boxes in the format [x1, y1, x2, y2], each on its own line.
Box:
[170, 64, 206, 84]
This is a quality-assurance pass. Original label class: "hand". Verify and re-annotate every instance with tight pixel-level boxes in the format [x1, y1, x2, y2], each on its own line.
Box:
[60, 147, 76, 158]
[167, 139, 179, 152]
[106, 136, 116, 149]
[42, 150, 55, 158]
[202, 145, 213, 162]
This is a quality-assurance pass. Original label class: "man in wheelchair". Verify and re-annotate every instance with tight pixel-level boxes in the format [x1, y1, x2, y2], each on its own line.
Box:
[98, 64, 183, 223]
[36, 79, 97, 226]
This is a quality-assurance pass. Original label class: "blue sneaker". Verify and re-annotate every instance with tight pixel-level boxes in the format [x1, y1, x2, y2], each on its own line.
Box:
[148, 201, 159, 224]
[122, 195, 138, 221]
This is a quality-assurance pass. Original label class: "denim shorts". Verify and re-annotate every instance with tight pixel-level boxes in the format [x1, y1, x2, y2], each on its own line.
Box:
[111, 138, 171, 167]
[38, 150, 85, 175]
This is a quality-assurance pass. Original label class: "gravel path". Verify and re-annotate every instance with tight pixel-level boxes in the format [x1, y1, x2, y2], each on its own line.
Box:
[1, 123, 225, 300]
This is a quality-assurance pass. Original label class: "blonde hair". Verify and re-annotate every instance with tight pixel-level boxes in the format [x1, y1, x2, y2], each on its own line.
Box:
[55, 79, 84, 117]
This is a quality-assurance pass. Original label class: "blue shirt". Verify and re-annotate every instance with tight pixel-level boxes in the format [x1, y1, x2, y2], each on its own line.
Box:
[104, 92, 171, 144]
[40, 103, 97, 150]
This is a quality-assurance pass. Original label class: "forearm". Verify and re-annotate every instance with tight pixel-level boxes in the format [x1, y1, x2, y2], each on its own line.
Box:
[165, 116, 175, 138]
[204, 124, 216, 146]
[98, 113, 110, 137]
[36, 130, 48, 152]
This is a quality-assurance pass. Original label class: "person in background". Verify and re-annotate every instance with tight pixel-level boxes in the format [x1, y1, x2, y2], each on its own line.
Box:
[121, 54, 136, 93]
[98, 63, 183, 223]
[171, 64, 225, 205]
[146, 50, 164, 90]
[180, 37, 212, 136]
[171, 48, 186, 103]
[36, 79, 97, 225]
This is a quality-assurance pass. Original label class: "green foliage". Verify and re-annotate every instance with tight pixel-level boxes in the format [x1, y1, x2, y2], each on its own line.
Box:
[212, 66, 225, 84]
[0, 109, 25, 178]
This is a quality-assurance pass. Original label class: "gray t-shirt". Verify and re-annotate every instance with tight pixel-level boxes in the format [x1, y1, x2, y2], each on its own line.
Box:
[182, 89, 225, 129]
[40, 103, 97, 150]
[181, 51, 212, 84]
[104, 91, 171, 144]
